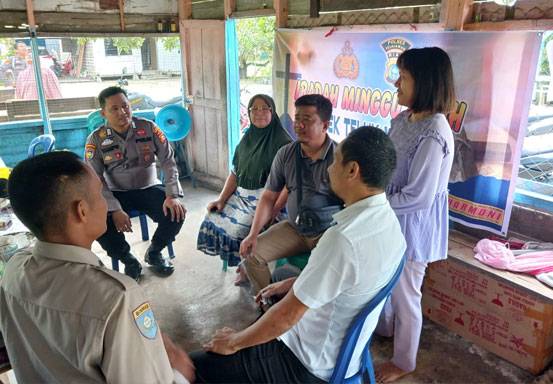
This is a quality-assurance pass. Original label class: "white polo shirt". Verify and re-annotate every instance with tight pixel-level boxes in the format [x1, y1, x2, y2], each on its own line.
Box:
[279, 193, 406, 380]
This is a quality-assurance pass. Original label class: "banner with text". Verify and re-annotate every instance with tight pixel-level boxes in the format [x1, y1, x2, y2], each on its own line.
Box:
[274, 30, 541, 235]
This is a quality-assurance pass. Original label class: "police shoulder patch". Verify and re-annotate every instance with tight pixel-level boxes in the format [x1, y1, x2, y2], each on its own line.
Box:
[85, 143, 96, 160]
[132, 302, 158, 339]
[152, 126, 167, 144]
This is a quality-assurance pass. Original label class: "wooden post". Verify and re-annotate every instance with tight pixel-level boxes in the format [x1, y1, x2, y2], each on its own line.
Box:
[310, 0, 320, 18]
[440, 0, 473, 31]
[224, 0, 237, 19]
[25, 0, 36, 28]
[118, 0, 125, 32]
[178, 0, 192, 105]
[274, 0, 288, 28]
[178, 0, 192, 21]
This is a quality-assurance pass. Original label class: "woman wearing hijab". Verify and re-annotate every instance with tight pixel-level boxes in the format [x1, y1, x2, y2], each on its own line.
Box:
[197, 94, 291, 282]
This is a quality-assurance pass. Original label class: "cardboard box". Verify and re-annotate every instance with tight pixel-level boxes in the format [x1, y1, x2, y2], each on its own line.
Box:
[422, 231, 553, 375]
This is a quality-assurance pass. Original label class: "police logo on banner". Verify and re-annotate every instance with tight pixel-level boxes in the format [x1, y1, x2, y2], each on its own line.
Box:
[133, 302, 158, 339]
[380, 38, 411, 85]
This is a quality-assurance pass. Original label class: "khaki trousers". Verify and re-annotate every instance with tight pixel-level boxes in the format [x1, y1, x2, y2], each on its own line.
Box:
[243, 221, 322, 294]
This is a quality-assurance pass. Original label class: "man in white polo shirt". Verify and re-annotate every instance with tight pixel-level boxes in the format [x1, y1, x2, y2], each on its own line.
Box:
[165, 125, 407, 383]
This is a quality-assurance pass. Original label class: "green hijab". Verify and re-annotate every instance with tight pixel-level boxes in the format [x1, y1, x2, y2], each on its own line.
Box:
[232, 94, 292, 190]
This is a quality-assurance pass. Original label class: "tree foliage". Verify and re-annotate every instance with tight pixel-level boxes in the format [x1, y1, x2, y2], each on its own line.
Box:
[110, 37, 145, 54]
[0, 38, 15, 62]
[74, 37, 97, 47]
[539, 32, 553, 76]
[236, 16, 275, 79]
[161, 36, 180, 52]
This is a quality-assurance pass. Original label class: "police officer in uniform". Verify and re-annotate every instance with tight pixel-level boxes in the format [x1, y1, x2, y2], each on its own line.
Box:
[0, 151, 194, 382]
[85, 86, 186, 279]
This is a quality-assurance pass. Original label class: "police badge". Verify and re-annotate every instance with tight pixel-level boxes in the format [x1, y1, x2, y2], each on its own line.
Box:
[133, 302, 158, 339]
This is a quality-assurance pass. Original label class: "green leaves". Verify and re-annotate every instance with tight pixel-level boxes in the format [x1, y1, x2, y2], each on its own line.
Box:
[236, 16, 275, 79]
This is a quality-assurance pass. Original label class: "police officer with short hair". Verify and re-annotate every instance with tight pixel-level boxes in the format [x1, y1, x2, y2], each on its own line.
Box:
[1, 151, 194, 383]
[85, 86, 186, 279]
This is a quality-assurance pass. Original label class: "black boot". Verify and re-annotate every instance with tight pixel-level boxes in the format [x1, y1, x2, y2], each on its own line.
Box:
[144, 243, 174, 276]
[117, 252, 142, 281]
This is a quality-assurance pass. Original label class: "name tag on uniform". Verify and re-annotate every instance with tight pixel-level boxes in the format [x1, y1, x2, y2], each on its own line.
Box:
[103, 150, 123, 164]
[135, 137, 153, 143]
[133, 302, 158, 339]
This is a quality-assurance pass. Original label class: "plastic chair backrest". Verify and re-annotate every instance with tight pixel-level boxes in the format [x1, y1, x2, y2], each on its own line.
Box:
[329, 256, 406, 384]
[27, 134, 56, 158]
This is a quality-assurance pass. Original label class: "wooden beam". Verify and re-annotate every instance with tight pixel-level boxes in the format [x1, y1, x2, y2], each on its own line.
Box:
[118, 0, 125, 32]
[18, 11, 176, 34]
[178, 0, 192, 21]
[464, 18, 553, 31]
[232, 8, 275, 19]
[320, 0, 440, 13]
[310, 0, 320, 18]
[26, 0, 36, 28]
[440, 0, 473, 30]
[224, 0, 237, 18]
[274, 0, 288, 28]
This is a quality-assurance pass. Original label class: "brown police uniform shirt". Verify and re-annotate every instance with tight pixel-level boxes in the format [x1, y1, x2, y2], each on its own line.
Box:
[85, 116, 183, 212]
[0, 241, 174, 383]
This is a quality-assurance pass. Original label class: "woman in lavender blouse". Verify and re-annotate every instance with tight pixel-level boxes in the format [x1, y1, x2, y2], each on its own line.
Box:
[375, 47, 456, 383]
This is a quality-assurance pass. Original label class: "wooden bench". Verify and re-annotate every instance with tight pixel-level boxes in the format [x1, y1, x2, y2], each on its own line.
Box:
[423, 230, 553, 375]
[5, 97, 99, 121]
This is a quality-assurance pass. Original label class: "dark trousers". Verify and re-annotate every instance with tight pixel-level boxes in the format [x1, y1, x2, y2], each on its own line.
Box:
[190, 340, 325, 384]
[97, 185, 183, 257]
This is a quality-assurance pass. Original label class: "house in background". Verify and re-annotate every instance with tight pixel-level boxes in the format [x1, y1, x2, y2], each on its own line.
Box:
[80, 37, 181, 79]
[86, 39, 143, 79]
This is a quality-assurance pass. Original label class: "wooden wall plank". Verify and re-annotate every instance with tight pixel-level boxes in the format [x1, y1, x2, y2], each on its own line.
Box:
[181, 19, 227, 180]
[288, 0, 309, 16]
[184, 27, 207, 174]
[232, 8, 275, 18]
[191, 0, 225, 19]
[320, 0, 440, 13]
[201, 26, 226, 178]
[236, 0, 274, 12]
[439, 0, 473, 30]
[464, 18, 553, 31]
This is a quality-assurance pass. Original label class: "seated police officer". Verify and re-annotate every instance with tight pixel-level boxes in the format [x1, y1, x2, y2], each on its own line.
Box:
[85, 86, 186, 279]
[1, 151, 194, 383]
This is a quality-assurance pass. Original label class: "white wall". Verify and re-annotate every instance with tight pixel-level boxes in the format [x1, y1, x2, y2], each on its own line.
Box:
[91, 39, 143, 77]
[155, 40, 182, 72]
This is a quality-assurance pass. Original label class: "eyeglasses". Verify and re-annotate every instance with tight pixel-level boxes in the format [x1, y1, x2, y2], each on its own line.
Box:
[249, 106, 272, 112]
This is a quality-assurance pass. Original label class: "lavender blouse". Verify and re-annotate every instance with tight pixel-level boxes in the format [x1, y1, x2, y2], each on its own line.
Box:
[387, 110, 454, 264]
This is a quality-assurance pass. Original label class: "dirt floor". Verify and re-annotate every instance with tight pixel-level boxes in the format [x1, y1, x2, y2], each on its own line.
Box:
[0, 180, 547, 383]
[97, 181, 539, 384]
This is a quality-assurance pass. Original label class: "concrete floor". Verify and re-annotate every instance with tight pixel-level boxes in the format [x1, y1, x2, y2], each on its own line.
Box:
[89, 180, 541, 384]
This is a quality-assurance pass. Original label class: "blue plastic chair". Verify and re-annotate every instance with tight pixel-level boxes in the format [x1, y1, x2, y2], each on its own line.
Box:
[110, 209, 175, 272]
[27, 134, 55, 158]
[329, 256, 406, 384]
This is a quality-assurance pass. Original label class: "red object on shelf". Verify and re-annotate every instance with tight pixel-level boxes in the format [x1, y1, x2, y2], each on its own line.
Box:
[488, 235, 525, 250]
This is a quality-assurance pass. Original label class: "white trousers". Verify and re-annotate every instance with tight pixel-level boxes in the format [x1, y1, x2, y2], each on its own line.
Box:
[375, 259, 428, 372]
